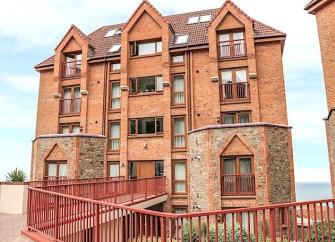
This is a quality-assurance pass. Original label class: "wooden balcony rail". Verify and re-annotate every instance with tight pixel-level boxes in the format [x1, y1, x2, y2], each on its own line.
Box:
[218, 39, 246, 59]
[26, 181, 335, 242]
[220, 82, 250, 102]
[60, 98, 81, 114]
[221, 174, 255, 196]
[62, 61, 81, 78]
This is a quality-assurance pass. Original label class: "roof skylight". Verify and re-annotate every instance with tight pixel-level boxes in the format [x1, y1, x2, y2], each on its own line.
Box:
[199, 14, 211, 23]
[105, 29, 122, 38]
[188, 16, 199, 24]
[175, 35, 189, 45]
[108, 44, 121, 53]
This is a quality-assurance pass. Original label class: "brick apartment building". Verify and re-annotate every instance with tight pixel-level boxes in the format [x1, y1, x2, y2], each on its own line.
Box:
[305, 0, 335, 196]
[31, 0, 295, 213]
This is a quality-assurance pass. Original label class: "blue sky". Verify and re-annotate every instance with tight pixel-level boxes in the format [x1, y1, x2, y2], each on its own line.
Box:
[0, 0, 329, 182]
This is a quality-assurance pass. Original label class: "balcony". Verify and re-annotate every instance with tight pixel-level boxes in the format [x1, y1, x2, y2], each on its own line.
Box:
[221, 174, 255, 196]
[218, 39, 246, 59]
[60, 98, 81, 115]
[220, 82, 250, 102]
[62, 60, 81, 78]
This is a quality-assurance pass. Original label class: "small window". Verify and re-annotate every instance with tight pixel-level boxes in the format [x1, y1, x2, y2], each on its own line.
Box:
[60, 123, 81, 134]
[175, 35, 189, 45]
[105, 29, 118, 37]
[110, 81, 121, 109]
[172, 75, 185, 105]
[109, 44, 121, 53]
[129, 76, 163, 94]
[109, 122, 120, 151]
[221, 111, 251, 124]
[46, 161, 67, 178]
[129, 117, 163, 136]
[199, 14, 211, 23]
[223, 113, 235, 124]
[131, 41, 162, 56]
[188, 16, 199, 24]
[173, 161, 187, 194]
[111, 63, 120, 72]
[155, 160, 164, 177]
[174, 207, 187, 214]
[108, 162, 120, 177]
[172, 55, 184, 64]
[173, 117, 186, 148]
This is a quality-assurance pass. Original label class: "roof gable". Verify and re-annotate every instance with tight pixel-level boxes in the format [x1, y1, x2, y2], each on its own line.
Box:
[44, 144, 68, 161]
[55, 24, 91, 52]
[222, 135, 253, 156]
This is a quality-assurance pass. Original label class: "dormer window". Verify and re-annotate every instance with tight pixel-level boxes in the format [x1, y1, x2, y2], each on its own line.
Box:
[109, 44, 121, 53]
[130, 40, 162, 56]
[62, 53, 82, 78]
[104, 29, 121, 38]
[175, 35, 189, 45]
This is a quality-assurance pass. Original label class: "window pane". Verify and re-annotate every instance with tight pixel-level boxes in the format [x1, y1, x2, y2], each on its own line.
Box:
[156, 42, 162, 53]
[64, 88, 72, 99]
[61, 126, 70, 134]
[112, 63, 120, 71]
[129, 162, 137, 179]
[172, 55, 184, 63]
[111, 82, 121, 109]
[138, 118, 155, 134]
[223, 159, 235, 174]
[111, 123, 120, 138]
[138, 77, 155, 93]
[233, 32, 244, 40]
[221, 71, 233, 84]
[238, 113, 249, 123]
[174, 208, 187, 214]
[174, 118, 185, 135]
[109, 163, 120, 177]
[175, 163, 186, 180]
[48, 163, 57, 177]
[173, 75, 184, 104]
[219, 34, 230, 42]
[138, 42, 156, 55]
[223, 114, 235, 124]
[156, 76, 163, 91]
[240, 158, 252, 174]
[155, 160, 164, 176]
[156, 117, 163, 133]
[130, 120, 136, 135]
[236, 70, 247, 83]
[130, 79, 137, 94]
[59, 163, 67, 177]
[72, 125, 81, 134]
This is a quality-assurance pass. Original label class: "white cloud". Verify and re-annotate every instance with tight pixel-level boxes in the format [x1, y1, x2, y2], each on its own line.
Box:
[3, 75, 39, 93]
[295, 168, 331, 183]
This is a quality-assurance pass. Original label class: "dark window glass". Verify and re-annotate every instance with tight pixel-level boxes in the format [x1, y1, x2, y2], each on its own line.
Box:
[128, 162, 137, 179]
[130, 120, 136, 135]
[238, 113, 249, 123]
[155, 160, 164, 176]
[224, 113, 235, 124]
[156, 117, 163, 133]
[138, 118, 155, 134]
[130, 79, 137, 94]
[138, 77, 155, 93]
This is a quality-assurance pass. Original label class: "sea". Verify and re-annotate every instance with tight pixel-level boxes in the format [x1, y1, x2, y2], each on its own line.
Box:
[296, 182, 332, 201]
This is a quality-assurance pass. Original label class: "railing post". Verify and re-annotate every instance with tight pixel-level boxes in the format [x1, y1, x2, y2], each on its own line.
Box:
[145, 178, 148, 198]
[114, 182, 117, 203]
[54, 195, 60, 239]
[131, 180, 134, 203]
[269, 208, 276, 242]
[94, 204, 100, 242]
[160, 217, 166, 242]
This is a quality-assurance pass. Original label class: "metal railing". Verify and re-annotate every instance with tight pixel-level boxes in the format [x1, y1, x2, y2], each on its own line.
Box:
[62, 61, 81, 78]
[26, 178, 335, 241]
[60, 98, 81, 114]
[221, 174, 255, 196]
[220, 82, 250, 102]
[218, 39, 246, 59]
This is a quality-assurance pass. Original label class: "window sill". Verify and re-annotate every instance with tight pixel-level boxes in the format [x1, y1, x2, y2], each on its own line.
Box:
[108, 109, 121, 114]
[171, 63, 185, 67]
[218, 56, 247, 62]
[172, 104, 186, 108]
[130, 53, 162, 59]
[128, 134, 164, 139]
[61, 75, 81, 80]
[171, 194, 188, 198]
[172, 148, 187, 153]
[129, 92, 163, 97]
[59, 113, 81, 117]
[220, 99, 251, 105]
[110, 71, 121, 74]
[106, 151, 120, 155]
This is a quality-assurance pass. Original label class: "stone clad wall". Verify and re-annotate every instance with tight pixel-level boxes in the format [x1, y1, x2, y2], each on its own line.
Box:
[188, 124, 294, 212]
[31, 134, 105, 180]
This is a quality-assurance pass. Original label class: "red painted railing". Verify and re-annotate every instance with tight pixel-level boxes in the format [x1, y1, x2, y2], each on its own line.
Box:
[62, 61, 81, 78]
[26, 178, 335, 241]
[221, 174, 256, 196]
[220, 82, 250, 102]
[60, 98, 81, 114]
[218, 39, 246, 59]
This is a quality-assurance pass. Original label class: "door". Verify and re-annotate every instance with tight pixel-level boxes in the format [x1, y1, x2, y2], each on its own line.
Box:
[137, 161, 155, 179]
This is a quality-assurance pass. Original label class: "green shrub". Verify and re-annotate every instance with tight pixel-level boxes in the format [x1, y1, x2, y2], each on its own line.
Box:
[5, 168, 27, 182]
[310, 221, 335, 241]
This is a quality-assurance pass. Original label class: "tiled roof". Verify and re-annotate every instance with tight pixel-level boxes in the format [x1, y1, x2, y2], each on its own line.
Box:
[36, 8, 285, 68]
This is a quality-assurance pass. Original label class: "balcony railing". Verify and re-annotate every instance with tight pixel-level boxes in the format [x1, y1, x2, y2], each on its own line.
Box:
[60, 98, 81, 114]
[220, 82, 250, 102]
[218, 39, 246, 59]
[62, 61, 81, 78]
[221, 174, 255, 196]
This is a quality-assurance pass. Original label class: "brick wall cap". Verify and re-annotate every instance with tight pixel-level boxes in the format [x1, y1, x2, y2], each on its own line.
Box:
[188, 122, 292, 134]
[33, 134, 106, 141]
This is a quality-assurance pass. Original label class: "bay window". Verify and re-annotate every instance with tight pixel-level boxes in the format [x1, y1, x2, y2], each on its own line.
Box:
[129, 117, 163, 136]
[173, 117, 186, 148]
[172, 75, 185, 105]
[173, 161, 187, 194]
[109, 122, 120, 151]
[130, 76, 163, 94]
[110, 81, 121, 109]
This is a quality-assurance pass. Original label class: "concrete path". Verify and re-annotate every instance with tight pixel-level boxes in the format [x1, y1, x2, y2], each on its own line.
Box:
[0, 214, 30, 242]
